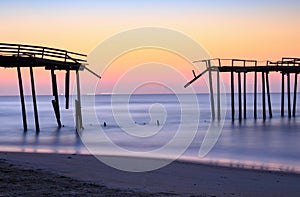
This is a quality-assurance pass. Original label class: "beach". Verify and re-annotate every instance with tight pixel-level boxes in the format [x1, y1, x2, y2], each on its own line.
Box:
[1, 151, 300, 197]
[0, 158, 149, 197]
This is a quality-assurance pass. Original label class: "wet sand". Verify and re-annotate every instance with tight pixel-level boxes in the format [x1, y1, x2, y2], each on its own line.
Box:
[1, 151, 300, 196]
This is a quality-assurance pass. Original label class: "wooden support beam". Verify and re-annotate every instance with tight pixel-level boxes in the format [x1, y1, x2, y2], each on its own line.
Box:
[65, 70, 70, 109]
[51, 100, 61, 126]
[243, 72, 247, 119]
[51, 70, 61, 127]
[75, 99, 80, 131]
[293, 73, 298, 117]
[238, 72, 242, 121]
[254, 71, 257, 119]
[184, 69, 209, 88]
[208, 61, 215, 120]
[217, 68, 220, 121]
[76, 70, 83, 131]
[231, 71, 235, 121]
[266, 72, 272, 118]
[17, 67, 27, 131]
[287, 73, 291, 118]
[262, 72, 266, 120]
[29, 66, 40, 133]
[281, 72, 285, 117]
[192, 70, 196, 78]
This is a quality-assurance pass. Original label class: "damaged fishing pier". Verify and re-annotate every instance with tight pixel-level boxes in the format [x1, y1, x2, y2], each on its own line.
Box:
[0, 43, 92, 132]
[185, 58, 300, 121]
[1, 42, 299, 131]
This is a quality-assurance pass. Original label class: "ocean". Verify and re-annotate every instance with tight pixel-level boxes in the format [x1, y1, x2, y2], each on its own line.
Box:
[0, 93, 300, 173]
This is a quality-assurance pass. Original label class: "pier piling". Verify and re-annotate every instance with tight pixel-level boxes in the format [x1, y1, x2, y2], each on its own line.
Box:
[76, 70, 83, 131]
[262, 71, 266, 120]
[266, 72, 272, 118]
[17, 67, 27, 131]
[65, 70, 70, 109]
[287, 73, 291, 118]
[254, 70, 257, 119]
[51, 69, 61, 127]
[293, 73, 298, 117]
[29, 66, 40, 133]
[207, 61, 215, 120]
[243, 72, 247, 119]
[231, 71, 235, 121]
[238, 72, 242, 121]
[217, 68, 221, 121]
[281, 73, 285, 117]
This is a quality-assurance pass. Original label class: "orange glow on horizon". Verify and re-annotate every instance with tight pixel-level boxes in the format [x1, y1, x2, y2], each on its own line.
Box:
[94, 48, 207, 94]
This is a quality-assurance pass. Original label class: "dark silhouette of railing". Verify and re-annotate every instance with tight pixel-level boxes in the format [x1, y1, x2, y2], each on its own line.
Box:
[0, 43, 86, 69]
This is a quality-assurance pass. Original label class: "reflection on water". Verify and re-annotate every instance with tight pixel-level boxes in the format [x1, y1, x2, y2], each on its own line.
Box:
[0, 94, 300, 174]
[1, 126, 87, 155]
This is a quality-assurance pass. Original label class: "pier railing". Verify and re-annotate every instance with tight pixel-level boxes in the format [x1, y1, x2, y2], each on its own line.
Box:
[268, 58, 300, 67]
[0, 43, 87, 65]
[192, 58, 300, 68]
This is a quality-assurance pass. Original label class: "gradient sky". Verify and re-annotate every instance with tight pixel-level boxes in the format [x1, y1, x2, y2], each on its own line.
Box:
[0, 0, 299, 95]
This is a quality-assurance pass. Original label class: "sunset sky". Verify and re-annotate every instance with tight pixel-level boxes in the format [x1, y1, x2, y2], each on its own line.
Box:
[0, 0, 299, 95]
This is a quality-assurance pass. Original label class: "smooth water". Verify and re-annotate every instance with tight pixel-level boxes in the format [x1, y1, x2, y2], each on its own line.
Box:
[0, 94, 300, 173]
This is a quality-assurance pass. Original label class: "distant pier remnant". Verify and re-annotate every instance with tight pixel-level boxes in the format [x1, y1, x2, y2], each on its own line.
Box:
[0, 43, 94, 132]
[185, 57, 300, 121]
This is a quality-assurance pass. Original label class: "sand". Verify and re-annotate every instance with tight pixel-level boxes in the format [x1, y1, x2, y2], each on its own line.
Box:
[0, 160, 155, 197]
[1, 152, 300, 197]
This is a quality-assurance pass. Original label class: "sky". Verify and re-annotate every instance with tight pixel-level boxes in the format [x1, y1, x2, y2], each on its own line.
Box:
[0, 0, 299, 95]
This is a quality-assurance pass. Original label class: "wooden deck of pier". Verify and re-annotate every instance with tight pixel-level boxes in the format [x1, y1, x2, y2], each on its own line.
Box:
[185, 58, 300, 121]
[0, 43, 89, 132]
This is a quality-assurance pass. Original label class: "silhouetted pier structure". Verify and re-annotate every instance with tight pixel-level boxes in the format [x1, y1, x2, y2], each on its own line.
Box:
[185, 58, 300, 121]
[0, 43, 92, 132]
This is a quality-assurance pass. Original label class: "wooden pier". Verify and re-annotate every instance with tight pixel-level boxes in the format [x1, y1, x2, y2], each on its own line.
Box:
[185, 58, 300, 121]
[0, 43, 89, 132]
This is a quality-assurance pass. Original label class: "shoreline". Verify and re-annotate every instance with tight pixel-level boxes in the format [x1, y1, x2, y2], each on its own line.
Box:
[1, 149, 299, 175]
[1, 151, 300, 196]
[177, 156, 300, 175]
